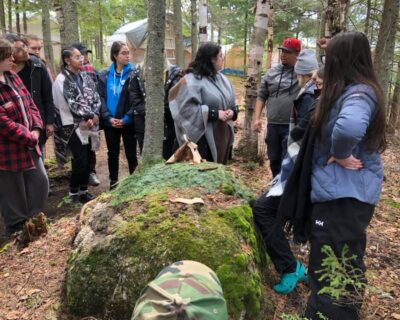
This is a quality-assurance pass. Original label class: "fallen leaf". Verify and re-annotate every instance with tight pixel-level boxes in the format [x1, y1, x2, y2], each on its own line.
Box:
[170, 198, 204, 205]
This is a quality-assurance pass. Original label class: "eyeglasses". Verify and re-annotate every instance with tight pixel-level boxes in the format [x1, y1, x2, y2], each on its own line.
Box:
[72, 55, 84, 61]
[119, 51, 130, 56]
[12, 43, 28, 54]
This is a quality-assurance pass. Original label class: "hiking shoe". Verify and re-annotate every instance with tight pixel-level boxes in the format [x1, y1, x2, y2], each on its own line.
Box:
[110, 180, 119, 190]
[79, 191, 95, 204]
[89, 172, 100, 186]
[273, 261, 309, 295]
[69, 193, 80, 204]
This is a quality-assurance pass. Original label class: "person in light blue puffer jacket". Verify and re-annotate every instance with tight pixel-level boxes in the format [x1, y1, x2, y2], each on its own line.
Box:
[304, 32, 386, 320]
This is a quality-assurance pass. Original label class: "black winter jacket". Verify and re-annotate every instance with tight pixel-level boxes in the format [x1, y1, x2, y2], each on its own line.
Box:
[98, 69, 135, 125]
[18, 54, 55, 125]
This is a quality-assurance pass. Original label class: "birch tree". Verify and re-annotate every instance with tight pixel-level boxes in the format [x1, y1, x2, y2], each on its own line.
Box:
[373, 0, 399, 99]
[173, 0, 184, 68]
[191, 0, 198, 58]
[199, 0, 207, 44]
[142, 0, 165, 163]
[238, 0, 272, 160]
[265, 2, 274, 70]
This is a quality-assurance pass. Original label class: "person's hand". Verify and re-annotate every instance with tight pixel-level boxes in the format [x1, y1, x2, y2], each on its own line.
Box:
[252, 119, 262, 132]
[225, 109, 234, 120]
[46, 124, 54, 137]
[31, 129, 40, 141]
[93, 114, 99, 125]
[317, 37, 330, 49]
[218, 110, 228, 122]
[327, 155, 363, 170]
[85, 118, 94, 129]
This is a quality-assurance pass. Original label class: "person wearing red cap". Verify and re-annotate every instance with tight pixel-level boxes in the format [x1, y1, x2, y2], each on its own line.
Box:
[253, 37, 301, 177]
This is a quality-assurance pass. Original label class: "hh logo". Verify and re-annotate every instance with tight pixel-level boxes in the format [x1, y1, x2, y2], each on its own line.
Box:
[315, 220, 324, 227]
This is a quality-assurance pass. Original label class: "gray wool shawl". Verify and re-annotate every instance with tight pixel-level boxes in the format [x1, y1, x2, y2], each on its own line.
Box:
[169, 72, 236, 162]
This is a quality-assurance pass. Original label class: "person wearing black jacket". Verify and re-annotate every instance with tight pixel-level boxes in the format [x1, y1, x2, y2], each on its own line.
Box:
[129, 59, 183, 159]
[98, 41, 137, 190]
[6, 34, 55, 150]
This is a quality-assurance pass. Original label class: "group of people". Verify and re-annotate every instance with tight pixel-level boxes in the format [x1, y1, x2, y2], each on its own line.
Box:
[0, 30, 386, 319]
[253, 32, 385, 320]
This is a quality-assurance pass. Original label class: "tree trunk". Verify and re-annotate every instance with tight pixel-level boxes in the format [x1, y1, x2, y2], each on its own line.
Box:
[41, 0, 55, 75]
[373, 0, 399, 100]
[265, 1, 274, 70]
[54, 0, 79, 47]
[0, 0, 6, 34]
[98, 0, 104, 63]
[324, 0, 350, 37]
[173, 0, 184, 68]
[237, 0, 272, 160]
[15, 0, 20, 34]
[199, 0, 207, 44]
[142, 0, 165, 164]
[21, 0, 27, 33]
[243, 2, 249, 73]
[190, 0, 198, 59]
[364, 0, 371, 37]
[387, 64, 400, 134]
[7, 0, 11, 32]
[317, 2, 326, 59]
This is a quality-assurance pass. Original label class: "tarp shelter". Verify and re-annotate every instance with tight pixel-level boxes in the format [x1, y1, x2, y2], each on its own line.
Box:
[113, 19, 148, 49]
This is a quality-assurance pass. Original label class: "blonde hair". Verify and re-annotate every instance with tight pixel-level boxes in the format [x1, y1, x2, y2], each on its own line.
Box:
[297, 73, 313, 88]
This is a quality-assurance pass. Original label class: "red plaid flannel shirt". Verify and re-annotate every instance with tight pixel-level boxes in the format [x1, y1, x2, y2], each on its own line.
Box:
[0, 71, 43, 171]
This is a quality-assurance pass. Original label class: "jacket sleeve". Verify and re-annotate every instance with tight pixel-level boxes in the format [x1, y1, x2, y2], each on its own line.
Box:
[40, 66, 55, 124]
[290, 95, 315, 142]
[0, 104, 38, 146]
[257, 76, 270, 102]
[98, 73, 111, 124]
[331, 94, 375, 159]
[129, 76, 146, 115]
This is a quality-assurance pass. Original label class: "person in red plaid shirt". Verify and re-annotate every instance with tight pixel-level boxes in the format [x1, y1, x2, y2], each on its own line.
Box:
[0, 37, 49, 238]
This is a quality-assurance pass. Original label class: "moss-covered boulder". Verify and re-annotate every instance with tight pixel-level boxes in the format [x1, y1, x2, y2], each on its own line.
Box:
[65, 162, 269, 319]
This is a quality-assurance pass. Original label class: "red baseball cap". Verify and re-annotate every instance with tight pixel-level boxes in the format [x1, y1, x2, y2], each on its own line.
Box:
[278, 37, 301, 53]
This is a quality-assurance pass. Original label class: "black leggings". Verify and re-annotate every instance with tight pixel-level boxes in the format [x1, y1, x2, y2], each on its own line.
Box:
[68, 131, 91, 193]
[252, 193, 297, 274]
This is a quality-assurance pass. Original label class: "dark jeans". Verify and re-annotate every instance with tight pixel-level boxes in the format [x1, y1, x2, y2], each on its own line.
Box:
[68, 131, 91, 193]
[0, 152, 48, 234]
[134, 115, 145, 153]
[104, 125, 137, 182]
[252, 193, 296, 274]
[305, 198, 374, 320]
[266, 123, 289, 177]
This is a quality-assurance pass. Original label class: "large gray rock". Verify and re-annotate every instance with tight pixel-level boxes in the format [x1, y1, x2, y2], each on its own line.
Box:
[64, 163, 269, 319]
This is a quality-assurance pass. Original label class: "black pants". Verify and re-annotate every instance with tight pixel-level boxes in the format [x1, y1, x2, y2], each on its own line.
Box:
[305, 198, 374, 320]
[134, 115, 145, 153]
[89, 150, 96, 174]
[104, 125, 137, 182]
[266, 123, 289, 177]
[252, 193, 296, 274]
[68, 132, 91, 193]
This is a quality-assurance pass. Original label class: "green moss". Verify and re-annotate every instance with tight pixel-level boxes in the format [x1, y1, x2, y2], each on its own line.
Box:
[384, 198, 400, 210]
[65, 166, 268, 320]
[109, 162, 253, 206]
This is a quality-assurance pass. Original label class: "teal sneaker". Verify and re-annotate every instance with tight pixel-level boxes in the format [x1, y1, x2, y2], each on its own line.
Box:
[273, 261, 308, 295]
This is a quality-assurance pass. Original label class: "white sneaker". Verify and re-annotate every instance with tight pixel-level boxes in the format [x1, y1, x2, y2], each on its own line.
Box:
[89, 172, 100, 186]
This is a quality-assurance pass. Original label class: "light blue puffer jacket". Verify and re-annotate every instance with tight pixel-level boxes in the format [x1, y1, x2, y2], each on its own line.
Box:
[311, 84, 383, 205]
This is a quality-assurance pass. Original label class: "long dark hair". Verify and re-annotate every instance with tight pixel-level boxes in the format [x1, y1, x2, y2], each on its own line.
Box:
[313, 32, 386, 152]
[60, 46, 79, 70]
[186, 42, 221, 78]
[110, 41, 127, 64]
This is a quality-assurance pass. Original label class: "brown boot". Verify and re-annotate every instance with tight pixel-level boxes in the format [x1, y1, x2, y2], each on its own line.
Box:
[31, 212, 48, 236]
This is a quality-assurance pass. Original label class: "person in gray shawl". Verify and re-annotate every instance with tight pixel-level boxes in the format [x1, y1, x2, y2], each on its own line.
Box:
[169, 42, 238, 164]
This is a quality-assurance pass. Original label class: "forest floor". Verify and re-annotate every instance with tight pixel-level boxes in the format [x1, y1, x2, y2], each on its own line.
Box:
[0, 76, 399, 320]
